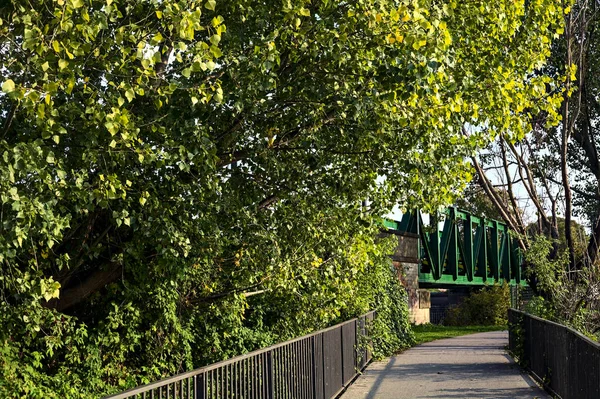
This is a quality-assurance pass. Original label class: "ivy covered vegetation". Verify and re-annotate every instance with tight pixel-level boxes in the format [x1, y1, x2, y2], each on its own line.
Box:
[0, 0, 563, 397]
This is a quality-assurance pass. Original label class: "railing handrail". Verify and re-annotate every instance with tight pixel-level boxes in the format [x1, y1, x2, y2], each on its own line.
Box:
[103, 310, 375, 399]
[509, 308, 600, 349]
[509, 308, 600, 399]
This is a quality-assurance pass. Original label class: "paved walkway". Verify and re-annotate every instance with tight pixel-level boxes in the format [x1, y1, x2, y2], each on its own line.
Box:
[341, 331, 549, 399]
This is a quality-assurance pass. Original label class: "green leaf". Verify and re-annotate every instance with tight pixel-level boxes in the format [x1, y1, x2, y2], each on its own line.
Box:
[209, 34, 221, 46]
[1, 79, 15, 93]
[205, 0, 216, 10]
[412, 40, 427, 50]
[151, 32, 163, 45]
[210, 45, 222, 58]
[125, 89, 135, 102]
[105, 122, 117, 135]
[214, 87, 223, 103]
[212, 16, 224, 27]
[42, 281, 61, 302]
[58, 59, 69, 70]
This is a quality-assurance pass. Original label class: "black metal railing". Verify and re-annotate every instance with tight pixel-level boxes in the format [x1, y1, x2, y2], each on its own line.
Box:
[509, 286, 534, 310]
[429, 306, 448, 325]
[104, 311, 375, 399]
[508, 309, 600, 399]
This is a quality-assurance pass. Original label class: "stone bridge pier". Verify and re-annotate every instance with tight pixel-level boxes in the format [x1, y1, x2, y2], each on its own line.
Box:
[388, 231, 430, 324]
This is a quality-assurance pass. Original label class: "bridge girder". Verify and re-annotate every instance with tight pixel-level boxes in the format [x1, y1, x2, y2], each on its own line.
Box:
[384, 207, 525, 287]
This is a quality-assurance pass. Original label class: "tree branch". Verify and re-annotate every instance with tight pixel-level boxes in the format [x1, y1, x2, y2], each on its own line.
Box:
[44, 262, 123, 312]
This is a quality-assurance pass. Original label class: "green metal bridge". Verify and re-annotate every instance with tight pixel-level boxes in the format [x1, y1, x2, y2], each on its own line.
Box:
[384, 207, 525, 288]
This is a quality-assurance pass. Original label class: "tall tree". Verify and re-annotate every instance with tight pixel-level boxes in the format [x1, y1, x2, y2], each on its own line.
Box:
[0, 0, 563, 397]
[471, 0, 600, 272]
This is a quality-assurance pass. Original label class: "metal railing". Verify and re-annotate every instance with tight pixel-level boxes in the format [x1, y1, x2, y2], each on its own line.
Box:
[509, 286, 534, 310]
[429, 306, 448, 325]
[508, 309, 600, 399]
[104, 312, 375, 399]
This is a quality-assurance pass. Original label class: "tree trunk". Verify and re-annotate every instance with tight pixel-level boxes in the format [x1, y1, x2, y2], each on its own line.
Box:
[43, 262, 123, 312]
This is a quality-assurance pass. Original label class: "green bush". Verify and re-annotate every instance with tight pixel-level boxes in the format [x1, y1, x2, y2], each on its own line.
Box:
[444, 284, 510, 326]
[523, 296, 554, 320]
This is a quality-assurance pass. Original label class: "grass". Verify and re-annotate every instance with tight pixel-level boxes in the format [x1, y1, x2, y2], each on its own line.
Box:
[411, 324, 507, 346]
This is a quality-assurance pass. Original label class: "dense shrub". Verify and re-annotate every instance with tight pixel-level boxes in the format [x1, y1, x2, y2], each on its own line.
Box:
[444, 284, 510, 326]
[521, 236, 600, 340]
[523, 296, 554, 320]
[0, 229, 413, 398]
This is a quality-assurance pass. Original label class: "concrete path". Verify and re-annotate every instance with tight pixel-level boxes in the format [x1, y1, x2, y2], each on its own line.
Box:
[341, 331, 548, 399]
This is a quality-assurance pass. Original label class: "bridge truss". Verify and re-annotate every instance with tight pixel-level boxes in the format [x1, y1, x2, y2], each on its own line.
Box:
[384, 207, 525, 287]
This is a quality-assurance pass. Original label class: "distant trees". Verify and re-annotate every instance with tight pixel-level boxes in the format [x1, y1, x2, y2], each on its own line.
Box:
[526, 217, 588, 259]
[455, 179, 522, 222]
[0, 0, 563, 397]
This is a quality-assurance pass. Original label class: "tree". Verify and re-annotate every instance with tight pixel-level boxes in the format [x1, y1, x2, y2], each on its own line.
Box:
[526, 217, 588, 257]
[0, 0, 563, 397]
[468, 0, 600, 330]
[471, 0, 600, 270]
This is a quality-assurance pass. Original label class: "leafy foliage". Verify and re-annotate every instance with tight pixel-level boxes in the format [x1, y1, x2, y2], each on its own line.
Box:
[526, 217, 588, 261]
[523, 235, 600, 339]
[469, 0, 600, 275]
[523, 296, 554, 320]
[369, 260, 415, 359]
[0, 0, 563, 397]
[444, 284, 510, 326]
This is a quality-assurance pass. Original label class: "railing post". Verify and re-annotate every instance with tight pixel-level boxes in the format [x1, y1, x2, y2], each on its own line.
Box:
[195, 373, 205, 399]
[311, 335, 317, 399]
[353, 319, 358, 372]
[322, 332, 327, 398]
[267, 350, 274, 399]
[340, 324, 344, 386]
